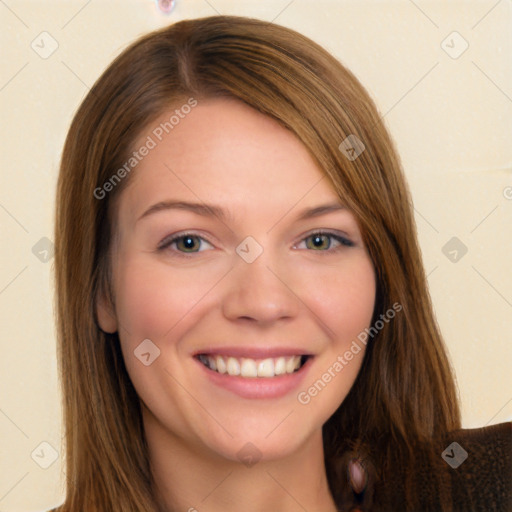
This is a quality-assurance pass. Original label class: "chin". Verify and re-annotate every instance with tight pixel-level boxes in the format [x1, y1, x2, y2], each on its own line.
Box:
[194, 404, 332, 467]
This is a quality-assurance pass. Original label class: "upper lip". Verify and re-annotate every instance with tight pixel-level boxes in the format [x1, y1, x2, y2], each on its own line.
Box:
[192, 347, 315, 359]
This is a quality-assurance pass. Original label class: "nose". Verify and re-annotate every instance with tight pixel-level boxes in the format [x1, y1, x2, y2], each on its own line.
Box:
[221, 250, 301, 325]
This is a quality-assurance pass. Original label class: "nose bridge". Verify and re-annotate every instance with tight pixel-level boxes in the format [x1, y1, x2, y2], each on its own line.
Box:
[222, 241, 300, 323]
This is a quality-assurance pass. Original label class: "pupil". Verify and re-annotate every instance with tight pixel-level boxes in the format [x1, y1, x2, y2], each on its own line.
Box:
[181, 236, 197, 251]
[311, 235, 329, 249]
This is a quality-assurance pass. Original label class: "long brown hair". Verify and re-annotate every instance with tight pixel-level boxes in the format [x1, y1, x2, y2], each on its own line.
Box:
[52, 15, 460, 511]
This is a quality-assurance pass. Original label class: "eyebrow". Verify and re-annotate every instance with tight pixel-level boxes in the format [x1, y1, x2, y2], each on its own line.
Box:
[136, 200, 345, 224]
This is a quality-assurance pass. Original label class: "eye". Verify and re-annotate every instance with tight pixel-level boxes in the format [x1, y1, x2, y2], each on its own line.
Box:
[158, 233, 214, 255]
[295, 231, 354, 252]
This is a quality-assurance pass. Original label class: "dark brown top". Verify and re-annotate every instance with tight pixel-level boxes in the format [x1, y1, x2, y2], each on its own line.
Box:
[343, 421, 512, 512]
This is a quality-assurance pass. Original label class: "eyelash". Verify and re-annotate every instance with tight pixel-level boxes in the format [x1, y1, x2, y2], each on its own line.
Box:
[157, 230, 354, 258]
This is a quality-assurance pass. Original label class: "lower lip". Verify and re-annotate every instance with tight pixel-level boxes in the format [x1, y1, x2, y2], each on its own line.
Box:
[195, 357, 314, 399]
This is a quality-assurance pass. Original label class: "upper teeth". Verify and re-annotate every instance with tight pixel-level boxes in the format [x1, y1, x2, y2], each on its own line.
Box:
[198, 354, 303, 378]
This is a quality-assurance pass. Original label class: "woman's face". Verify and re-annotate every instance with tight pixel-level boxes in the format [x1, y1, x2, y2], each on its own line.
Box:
[97, 97, 376, 463]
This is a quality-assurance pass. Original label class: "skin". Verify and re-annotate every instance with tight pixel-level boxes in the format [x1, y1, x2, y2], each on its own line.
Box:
[97, 97, 376, 512]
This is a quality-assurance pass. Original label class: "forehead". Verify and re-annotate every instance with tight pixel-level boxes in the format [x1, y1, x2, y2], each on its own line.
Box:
[116, 97, 342, 226]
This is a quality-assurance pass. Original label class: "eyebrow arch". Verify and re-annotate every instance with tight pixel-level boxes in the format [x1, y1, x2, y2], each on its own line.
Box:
[136, 200, 345, 224]
[137, 200, 225, 223]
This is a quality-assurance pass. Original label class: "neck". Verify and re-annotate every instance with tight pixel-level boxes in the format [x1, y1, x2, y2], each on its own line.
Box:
[143, 407, 339, 512]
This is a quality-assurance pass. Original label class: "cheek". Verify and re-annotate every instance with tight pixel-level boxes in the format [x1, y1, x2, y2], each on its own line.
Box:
[301, 253, 376, 344]
[113, 253, 221, 340]
[294, 255, 375, 419]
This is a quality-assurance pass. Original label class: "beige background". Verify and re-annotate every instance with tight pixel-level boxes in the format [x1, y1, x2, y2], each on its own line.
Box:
[1, 0, 511, 510]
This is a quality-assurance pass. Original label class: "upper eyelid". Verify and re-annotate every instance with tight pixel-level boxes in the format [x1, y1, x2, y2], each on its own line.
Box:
[299, 228, 352, 241]
[158, 231, 214, 249]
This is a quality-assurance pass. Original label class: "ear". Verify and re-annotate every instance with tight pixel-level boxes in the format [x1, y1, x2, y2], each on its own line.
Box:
[96, 292, 118, 333]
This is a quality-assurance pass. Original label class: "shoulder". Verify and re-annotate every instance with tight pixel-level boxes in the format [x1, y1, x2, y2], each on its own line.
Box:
[439, 422, 511, 506]
[442, 420, 512, 469]
[449, 419, 512, 447]
[372, 421, 512, 511]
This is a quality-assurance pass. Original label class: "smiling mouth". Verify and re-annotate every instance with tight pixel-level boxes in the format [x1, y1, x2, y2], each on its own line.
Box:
[196, 354, 310, 378]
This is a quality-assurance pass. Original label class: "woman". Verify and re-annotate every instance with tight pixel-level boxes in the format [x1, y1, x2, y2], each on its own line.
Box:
[51, 15, 511, 512]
